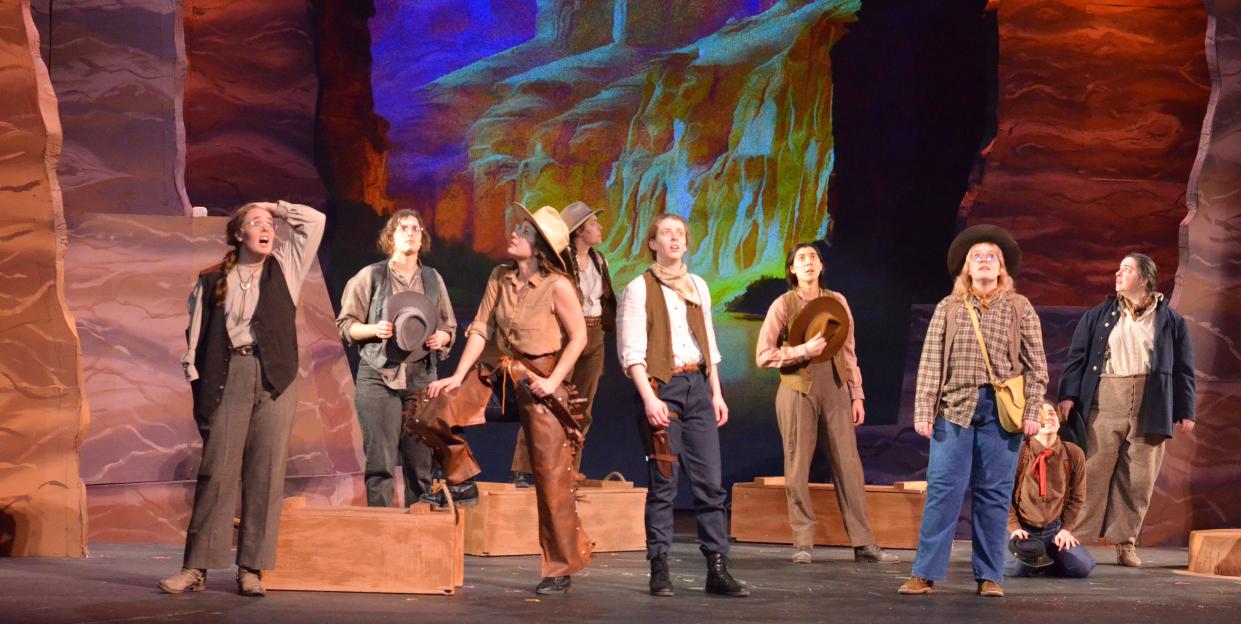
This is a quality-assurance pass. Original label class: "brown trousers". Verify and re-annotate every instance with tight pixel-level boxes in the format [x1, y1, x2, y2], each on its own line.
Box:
[512, 324, 604, 474]
[409, 355, 593, 577]
[1078, 375, 1166, 545]
[774, 360, 874, 548]
[183, 354, 297, 570]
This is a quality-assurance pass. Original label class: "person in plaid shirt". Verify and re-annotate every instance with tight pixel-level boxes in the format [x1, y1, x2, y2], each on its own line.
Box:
[898, 225, 1048, 599]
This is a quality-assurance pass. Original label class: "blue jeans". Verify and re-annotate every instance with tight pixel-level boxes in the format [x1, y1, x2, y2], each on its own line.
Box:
[1004, 519, 1096, 578]
[911, 387, 1022, 584]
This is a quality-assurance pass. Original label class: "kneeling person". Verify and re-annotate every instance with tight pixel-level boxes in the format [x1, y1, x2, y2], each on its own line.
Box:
[1006, 402, 1096, 578]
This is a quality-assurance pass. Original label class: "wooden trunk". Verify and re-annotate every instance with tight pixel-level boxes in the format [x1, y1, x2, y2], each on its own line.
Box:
[730, 477, 926, 549]
[463, 480, 646, 556]
[1187, 529, 1241, 578]
[263, 497, 464, 594]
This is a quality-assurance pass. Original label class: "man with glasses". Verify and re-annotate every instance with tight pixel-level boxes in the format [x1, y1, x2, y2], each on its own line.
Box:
[336, 210, 457, 508]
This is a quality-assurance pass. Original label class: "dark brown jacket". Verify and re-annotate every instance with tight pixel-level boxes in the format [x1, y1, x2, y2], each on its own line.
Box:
[1008, 436, 1086, 533]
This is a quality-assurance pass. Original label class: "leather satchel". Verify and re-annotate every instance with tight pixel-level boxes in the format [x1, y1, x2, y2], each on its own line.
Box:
[963, 297, 1025, 434]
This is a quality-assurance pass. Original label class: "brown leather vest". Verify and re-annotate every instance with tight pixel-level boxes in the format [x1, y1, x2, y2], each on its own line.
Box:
[642, 270, 710, 384]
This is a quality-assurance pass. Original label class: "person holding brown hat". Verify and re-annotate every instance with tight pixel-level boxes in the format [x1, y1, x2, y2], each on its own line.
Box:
[510, 200, 616, 486]
[898, 224, 1048, 598]
[336, 209, 456, 509]
[160, 200, 324, 597]
[617, 213, 748, 598]
[415, 203, 591, 595]
[755, 242, 898, 565]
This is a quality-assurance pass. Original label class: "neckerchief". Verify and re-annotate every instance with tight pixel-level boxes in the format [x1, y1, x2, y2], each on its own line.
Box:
[648, 262, 700, 306]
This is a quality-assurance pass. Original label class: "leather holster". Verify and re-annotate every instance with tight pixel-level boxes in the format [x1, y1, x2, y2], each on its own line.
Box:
[638, 378, 679, 479]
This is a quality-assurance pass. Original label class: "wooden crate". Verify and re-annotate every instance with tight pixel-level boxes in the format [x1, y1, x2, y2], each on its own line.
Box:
[463, 480, 647, 556]
[730, 477, 925, 549]
[263, 497, 464, 594]
[1187, 529, 1241, 578]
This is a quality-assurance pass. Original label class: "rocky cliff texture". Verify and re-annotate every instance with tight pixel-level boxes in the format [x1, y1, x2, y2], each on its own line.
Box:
[961, 0, 1209, 304]
[0, 0, 89, 557]
[182, 0, 326, 212]
[30, 0, 191, 217]
[1141, 0, 1241, 546]
[379, 0, 858, 299]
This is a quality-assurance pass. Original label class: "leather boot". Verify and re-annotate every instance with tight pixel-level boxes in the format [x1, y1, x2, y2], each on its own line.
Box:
[897, 576, 934, 594]
[535, 575, 571, 595]
[649, 554, 674, 596]
[236, 567, 266, 597]
[447, 478, 480, 507]
[977, 580, 1004, 597]
[1116, 543, 1142, 567]
[704, 553, 749, 597]
[854, 544, 901, 563]
[158, 568, 205, 594]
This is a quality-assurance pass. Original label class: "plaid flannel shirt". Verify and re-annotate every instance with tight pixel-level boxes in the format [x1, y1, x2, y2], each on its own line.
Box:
[913, 292, 1048, 428]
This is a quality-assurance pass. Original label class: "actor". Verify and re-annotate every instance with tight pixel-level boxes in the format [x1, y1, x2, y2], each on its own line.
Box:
[336, 209, 455, 508]
[1057, 253, 1196, 567]
[755, 242, 898, 564]
[899, 225, 1048, 598]
[415, 204, 591, 595]
[617, 213, 748, 598]
[1006, 402, 1095, 578]
[512, 201, 615, 485]
[160, 200, 325, 596]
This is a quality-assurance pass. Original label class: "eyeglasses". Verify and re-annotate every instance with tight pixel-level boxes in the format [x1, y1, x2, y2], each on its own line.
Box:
[245, 220, 275, 231]
[971, 252, 998, 263]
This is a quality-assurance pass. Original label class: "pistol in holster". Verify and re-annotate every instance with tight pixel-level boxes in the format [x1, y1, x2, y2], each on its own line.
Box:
[638, 377, 679, 479]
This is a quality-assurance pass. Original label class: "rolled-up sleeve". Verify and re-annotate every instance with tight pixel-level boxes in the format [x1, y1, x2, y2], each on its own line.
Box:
[272, 201, 327, 303]
[335, 268, 373, 346]
[182, 280, 204, 382]
[466, 266, 504, 342]
[432, 269, 457, 355]
[755, 295, 809, 369]
[835, 293, 865, 401]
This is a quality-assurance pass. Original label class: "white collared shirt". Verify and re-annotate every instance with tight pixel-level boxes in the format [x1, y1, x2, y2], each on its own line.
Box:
[616, 272, 722, 376]
[579, 255, 604, 317]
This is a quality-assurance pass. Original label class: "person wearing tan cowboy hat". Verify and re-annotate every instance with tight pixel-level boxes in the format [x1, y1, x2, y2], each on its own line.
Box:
[898, 224, 1048, 598]
[161, 200, 325, 597]
[335, 210, 456, 510]
[511, 201, 617, 487]
[755, 242, 898, 565]
[617, 213, 748, 598]
[415, 202, 591, 596]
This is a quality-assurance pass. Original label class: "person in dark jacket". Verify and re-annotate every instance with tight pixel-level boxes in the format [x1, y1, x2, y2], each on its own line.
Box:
[1056, 253, 1196, 567]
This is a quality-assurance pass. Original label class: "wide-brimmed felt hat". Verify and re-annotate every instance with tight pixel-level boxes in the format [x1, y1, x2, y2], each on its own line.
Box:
[513, 202, 570, 270]
[382, 290, 440, 365]
[946, 224, 1021, 278]
[787, 296, 851, 364]
[1008, 536, 1054, 568]
[560, 201, 601, 232]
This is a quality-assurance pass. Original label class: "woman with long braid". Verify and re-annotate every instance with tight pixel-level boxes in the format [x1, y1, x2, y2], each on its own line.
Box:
[160, 200, 324, 597]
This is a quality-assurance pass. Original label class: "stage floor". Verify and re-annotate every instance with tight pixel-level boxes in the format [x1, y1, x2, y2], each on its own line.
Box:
[2, 538, 1238, 623]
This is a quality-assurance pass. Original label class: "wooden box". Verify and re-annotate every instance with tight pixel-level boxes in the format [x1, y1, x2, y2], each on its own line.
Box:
[730, 477, 926, 549]
[263, 497, 464, 594]
[463, 479, 647, 556]
[1187, 529, 1241, 578]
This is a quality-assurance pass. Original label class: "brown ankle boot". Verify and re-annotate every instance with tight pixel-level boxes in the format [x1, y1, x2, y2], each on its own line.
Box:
[159, 568, 206, 594]
[897, 577, 934, 594]
[977, 580, 1005, 597]
[237, 567, 266, 597]
[1116, 543, 1142, 567]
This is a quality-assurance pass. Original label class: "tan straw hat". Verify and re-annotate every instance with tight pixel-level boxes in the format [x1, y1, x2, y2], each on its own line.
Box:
[513, 202, 570, 270]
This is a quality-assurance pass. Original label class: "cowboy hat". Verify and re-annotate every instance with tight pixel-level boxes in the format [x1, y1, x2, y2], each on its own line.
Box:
[382, 290, 440, 365]
[1008, 536, 1054, 568]
[787, 296, 851, 364]
[513, 202, 570, 270]
[946, 224, 1021, 278]
[560, 200, 601, 232]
